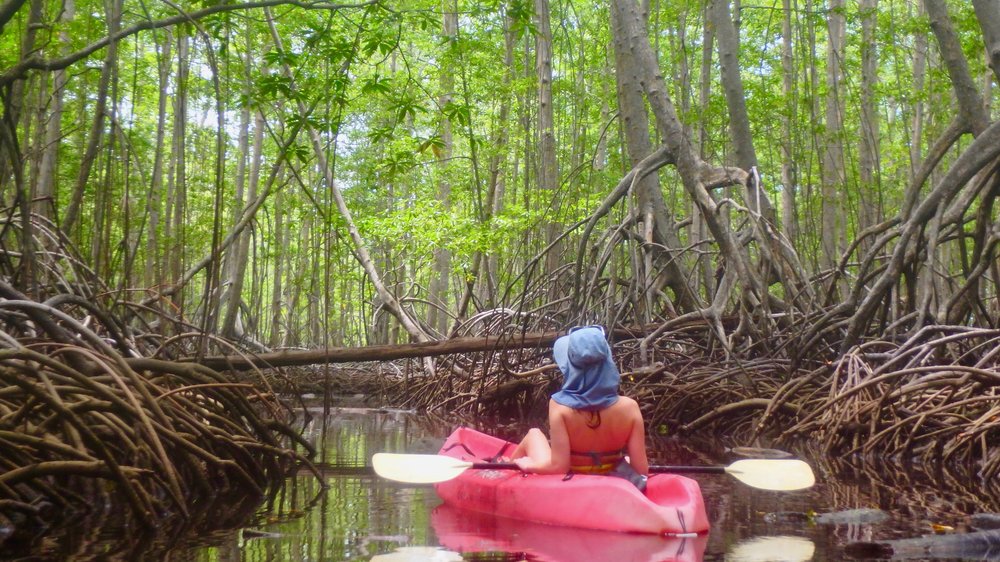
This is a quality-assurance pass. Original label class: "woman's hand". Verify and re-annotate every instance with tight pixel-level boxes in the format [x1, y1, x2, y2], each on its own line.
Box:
[513, 456, 537, 472]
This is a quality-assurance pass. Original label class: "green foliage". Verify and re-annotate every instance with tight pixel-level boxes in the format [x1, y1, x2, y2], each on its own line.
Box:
[1, 0, 994, 345]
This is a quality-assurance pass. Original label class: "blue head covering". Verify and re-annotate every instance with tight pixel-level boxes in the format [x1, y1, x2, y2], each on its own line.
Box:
[550, 326, 620, 411]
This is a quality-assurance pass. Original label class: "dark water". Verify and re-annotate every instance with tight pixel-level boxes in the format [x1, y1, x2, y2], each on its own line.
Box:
[174, 404, 999, 562]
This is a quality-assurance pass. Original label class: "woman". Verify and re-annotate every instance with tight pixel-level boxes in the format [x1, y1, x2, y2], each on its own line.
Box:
[510, 325, 649, 481]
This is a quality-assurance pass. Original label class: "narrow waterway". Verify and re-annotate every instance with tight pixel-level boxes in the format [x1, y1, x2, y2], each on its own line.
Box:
[174, 402, 999, 562]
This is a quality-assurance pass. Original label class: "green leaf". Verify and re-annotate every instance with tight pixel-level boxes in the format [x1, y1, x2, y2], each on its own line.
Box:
[361, 75, 392, 96]
[442, 101, 471, 128]
[417, 136, 445, 154]
[263, 50, 298, 68]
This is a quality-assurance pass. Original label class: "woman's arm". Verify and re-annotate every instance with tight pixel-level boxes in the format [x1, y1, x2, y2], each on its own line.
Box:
[513, 400, 571, 474]
[625, 399, 649, 475]
[546, 402, 571, 474]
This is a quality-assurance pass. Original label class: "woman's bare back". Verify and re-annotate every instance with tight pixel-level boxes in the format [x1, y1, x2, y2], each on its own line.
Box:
[550, 396, 648, 474]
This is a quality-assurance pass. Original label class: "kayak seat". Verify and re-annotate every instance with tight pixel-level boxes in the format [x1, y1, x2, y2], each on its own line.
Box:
[645, 473, 699, 506]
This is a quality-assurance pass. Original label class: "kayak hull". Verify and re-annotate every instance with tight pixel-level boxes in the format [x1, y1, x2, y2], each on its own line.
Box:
[434, 427, 710, 535]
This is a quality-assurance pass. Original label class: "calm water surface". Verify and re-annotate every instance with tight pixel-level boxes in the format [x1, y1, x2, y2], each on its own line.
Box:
[176, 403, 998, 562]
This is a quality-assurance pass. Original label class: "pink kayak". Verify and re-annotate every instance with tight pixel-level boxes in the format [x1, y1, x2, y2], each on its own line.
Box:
[433, 427, 710, 535]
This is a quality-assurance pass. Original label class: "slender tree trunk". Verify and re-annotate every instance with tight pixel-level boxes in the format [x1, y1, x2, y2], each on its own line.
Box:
[0, 0, 28, 35]
[695, 0, 716, 297]
[534, 0, 560, 269]
[780, 0, 798, 247]
[709, 3, 752, 168]
[34, 0, 73, 221]
[288, 214, 311, 347]
[710, 0, 776, 225]
[429, 2, 456, 335]
[858, 0, 881, 254]
[92, 0, 123, 278]
[820, 0, 845, 271]
[923, 0, 990, 135]
[269, 177, 286, 348]
[479, 13, 518, 308]
[62, 0, 121, 237]
[801, 0, 820, 271]
[221, 41, 257, 339]
[974, 0, 1000, 83]
[144, 31, 171, 290]
[910, 0, 927, 182]
[676, 7, 691, 119]
[168, 30, 190, 313]
[0, 0, 40, 203]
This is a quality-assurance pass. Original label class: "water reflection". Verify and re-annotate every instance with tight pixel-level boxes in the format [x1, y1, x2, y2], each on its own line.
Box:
[432, 504, 706, 562]
[370, 546, 463, 562]
[182, 406, 447, 562]
[726, 536, 815, 562]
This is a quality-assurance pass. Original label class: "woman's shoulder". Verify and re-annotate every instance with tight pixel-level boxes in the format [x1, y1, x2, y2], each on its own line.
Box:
[613, 395, 640, 410]
[549, 396, 639, 416]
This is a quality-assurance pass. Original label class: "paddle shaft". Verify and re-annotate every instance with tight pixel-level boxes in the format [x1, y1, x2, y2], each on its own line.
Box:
[373, 452, 814, 489]
[653, 465, 726, 475]
[467, 462, 725, 475]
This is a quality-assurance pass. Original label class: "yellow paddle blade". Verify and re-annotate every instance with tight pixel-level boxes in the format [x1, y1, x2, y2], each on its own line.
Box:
[372, 453, 475, 484]
[725, 459, 815, 491]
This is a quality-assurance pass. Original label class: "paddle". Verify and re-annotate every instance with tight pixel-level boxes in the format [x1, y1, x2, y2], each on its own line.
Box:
[371, 453, 815, 491]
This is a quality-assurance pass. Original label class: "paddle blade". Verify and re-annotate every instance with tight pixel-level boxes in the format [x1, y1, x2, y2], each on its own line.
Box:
[372, 453, 474, 484]
[725, 459, 815, 491]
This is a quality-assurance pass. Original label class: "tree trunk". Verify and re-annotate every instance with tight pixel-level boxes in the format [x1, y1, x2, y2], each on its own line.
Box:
[710, 0, 761, 176]
[62, 0, 121, 237]
[610, 0, 759, 306]
[167, 30, 189, 315]
[0, 0, 39, 203]
[429, 2, 457, 336]
[221, 41, 257, 339]
[820, 0, 845, 271]
[92, 0, 123, 279]
[910, 0, 927, 182]
[481, 12, 518, 308]
[676, 7, 691, 119]
[858, 0, 881, 254]
[695, 0, 716, 297]
[609, 2, 697, 314]
[534, 0, 560, 269]
[780, 0, 798, 247]
[269, 177, 286, 348]
[144, 31, 171, 291]
[0, 0, 28, 35]
[974, 0, 1000, 84]
[923, 0, 990, 135]
[33, 0, 73, 221]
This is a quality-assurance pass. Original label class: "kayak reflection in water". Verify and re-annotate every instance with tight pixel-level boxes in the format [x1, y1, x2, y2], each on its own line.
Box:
[509, 325, 649, 487]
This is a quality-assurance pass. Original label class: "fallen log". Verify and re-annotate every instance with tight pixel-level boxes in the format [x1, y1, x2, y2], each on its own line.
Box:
[185, 330, 566, 371]
[182, 324, 689, 371]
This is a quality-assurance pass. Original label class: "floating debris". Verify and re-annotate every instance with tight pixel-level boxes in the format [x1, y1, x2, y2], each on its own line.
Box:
[971, 513, 1000, 531]
[814, 508, 889, 525]
[728, 446, 794, 459]
[763, 511, 814, 524]
[844, 529, 1000, 560]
